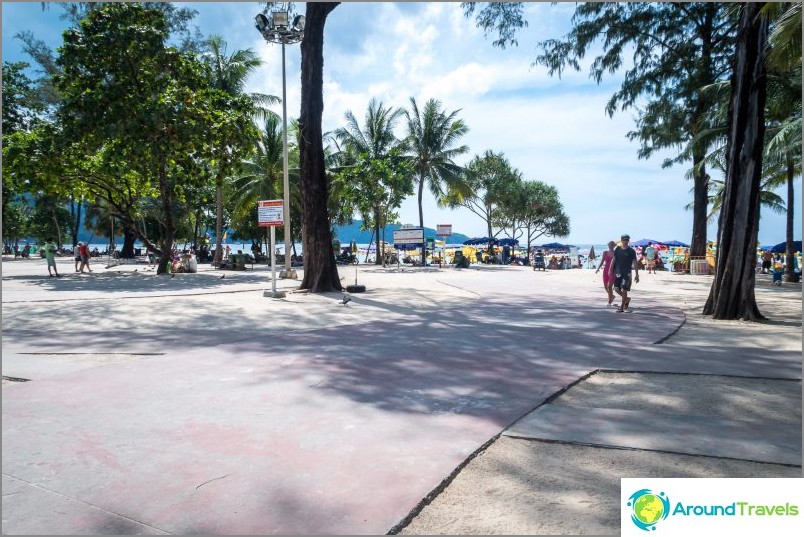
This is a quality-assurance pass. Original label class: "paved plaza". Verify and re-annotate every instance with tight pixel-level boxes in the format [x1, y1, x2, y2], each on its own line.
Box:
[2, 257, 801, 534]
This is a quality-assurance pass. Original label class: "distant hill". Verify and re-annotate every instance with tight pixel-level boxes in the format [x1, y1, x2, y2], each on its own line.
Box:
[71, 214, 471, 245]
[333, 221, 470, 244]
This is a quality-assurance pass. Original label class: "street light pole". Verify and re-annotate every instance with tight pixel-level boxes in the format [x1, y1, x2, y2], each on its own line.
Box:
[279, 40, 293, 278]
[255, 9, 304, 280]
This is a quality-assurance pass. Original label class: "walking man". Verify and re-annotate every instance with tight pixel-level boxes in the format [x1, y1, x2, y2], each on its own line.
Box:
[644, 242, 656, 274]
[42, 238, 60, 277]
[609, 234, 639, 312]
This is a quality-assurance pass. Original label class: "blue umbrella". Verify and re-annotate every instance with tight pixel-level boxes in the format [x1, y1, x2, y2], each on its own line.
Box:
[630, 238, 662, 248]
[663, 240, 689, 247]
[497, 238, 519, 246]
[771, 241, 802, 253]
[463, 237, 496, 245]
[540, 242, 568, 250]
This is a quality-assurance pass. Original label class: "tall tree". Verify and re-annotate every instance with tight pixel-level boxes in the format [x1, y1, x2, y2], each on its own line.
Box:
[703, 3, 769, 320]
[762, 2, 802, 282]
[464, 2, 738, 258]
[404, 97, 471, 232]
[55, 3, 256, 273]
[445, 150, 519, 240]
[203, 35, 278, 267]
[499, 180, 570, 254]
[298, 1, 341, 292]
[335, 99, 408, 263]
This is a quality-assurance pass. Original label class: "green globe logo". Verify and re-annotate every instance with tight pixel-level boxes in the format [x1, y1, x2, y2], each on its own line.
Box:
[627, 489, 670, 531]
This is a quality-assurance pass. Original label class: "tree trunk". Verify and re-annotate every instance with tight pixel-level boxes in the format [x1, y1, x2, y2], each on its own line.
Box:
[121, 224, 136, 258]
[364, 228, 374, 263]
[69, 196, 82, 248]
[157, 161, 175, 275]
[417, 176, 425, 230]
[298, 2, 341, 292]
[784, 153, 795, 282]
[213, 175, 224, 267]
[689, 4, 716, 259]
[690, 160, 709, 257]
[374, 205, 382, 264]
[703, 2, 768, 321]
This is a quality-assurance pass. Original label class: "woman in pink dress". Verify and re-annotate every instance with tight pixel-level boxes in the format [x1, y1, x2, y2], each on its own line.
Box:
[595, 240, 617, 306]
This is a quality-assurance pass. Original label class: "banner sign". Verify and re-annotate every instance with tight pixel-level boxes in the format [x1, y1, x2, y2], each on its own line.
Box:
[436, 224, 452, 236]
[393, 228, 424, 244]
[258, 200, 284, 227]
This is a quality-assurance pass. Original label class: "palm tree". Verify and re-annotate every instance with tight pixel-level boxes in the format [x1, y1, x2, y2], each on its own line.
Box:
[335, 98, 406, 263]
[229, 116, 289, 253]
[404, 97, 471, 232]
[762, 3, 802, 281]
[204, 35, 279, 266]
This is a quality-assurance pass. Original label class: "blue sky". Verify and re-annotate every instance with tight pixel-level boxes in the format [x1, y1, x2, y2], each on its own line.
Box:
[2, 1, 800, 246]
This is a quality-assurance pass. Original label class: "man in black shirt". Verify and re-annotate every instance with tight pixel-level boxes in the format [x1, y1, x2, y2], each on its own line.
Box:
[609, 234, 640, 312]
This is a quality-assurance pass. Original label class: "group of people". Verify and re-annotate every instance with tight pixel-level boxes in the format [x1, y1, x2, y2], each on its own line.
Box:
[39, 239, 94, 277]
[595, 234, 641, 313]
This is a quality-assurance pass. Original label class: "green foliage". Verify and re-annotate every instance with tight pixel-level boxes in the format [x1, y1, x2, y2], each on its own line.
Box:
[332, 98, 412, 235]
[52, 3, 257, 262]
[2, 202, 31, 244]
[404, 97, 470, 228]
[2, 61, 47, 134]
[496, 179, 570, 245]
[461, 2, 528, 49]
[445, 150, 520, 237]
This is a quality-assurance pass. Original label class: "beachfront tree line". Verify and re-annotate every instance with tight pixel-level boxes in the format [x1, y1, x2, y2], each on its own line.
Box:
[3, 2, 800, 318]
[2, 2, 570, 281]
[463, 1, 801, 320]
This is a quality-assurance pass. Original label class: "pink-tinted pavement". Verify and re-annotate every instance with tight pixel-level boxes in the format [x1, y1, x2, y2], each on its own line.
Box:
[2, 267, 793, 534]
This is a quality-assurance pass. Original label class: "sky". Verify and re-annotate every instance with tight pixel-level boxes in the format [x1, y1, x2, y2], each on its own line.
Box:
[2, 1, 801, 246]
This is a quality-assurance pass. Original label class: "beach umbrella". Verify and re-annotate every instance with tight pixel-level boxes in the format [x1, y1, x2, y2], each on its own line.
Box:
[630, 238, 661, 248]
[540, 242, 569, 251]
[588, 245, 596, 259]
[663, 240, 689, 248]
[771, 241, 802, 253]
[463, 237, 497, 245]
[497, 238, 519, 246]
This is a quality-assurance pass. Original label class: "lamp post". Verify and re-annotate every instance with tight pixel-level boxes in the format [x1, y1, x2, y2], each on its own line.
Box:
[255, 8, 305, 279]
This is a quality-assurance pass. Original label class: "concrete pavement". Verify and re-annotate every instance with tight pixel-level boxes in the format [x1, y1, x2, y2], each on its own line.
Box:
[2, 257, 801, 534]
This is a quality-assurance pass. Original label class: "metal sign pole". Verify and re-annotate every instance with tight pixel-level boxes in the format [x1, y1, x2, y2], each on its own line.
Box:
[270, 225, 277, 295]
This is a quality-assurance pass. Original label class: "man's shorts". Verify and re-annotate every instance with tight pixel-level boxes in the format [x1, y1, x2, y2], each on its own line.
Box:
[614, 273, 632, 292]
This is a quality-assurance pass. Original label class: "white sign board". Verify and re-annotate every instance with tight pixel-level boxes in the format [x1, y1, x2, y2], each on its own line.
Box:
[258, 200, 283, 227]
[393, 228, 424, 244]
[436, 224, 452, 236]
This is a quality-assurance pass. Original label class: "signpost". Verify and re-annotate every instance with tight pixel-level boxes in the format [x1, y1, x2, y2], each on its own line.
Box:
[259, 200, 285, 298]
[436, 224, 452, 265]
[393, 227, 424, 267]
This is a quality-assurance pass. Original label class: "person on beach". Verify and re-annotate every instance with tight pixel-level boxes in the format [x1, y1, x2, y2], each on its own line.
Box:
[609, 234, 639, 313]
[74, 242, 83, 272]
[42, 238, 60, 277]
[644, 242, 656, 274]
[78, 242, 92, 273]
[595, 240, 617, 306]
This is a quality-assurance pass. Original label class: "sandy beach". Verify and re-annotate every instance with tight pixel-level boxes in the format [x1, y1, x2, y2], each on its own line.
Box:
[2, 256, 801, 534]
